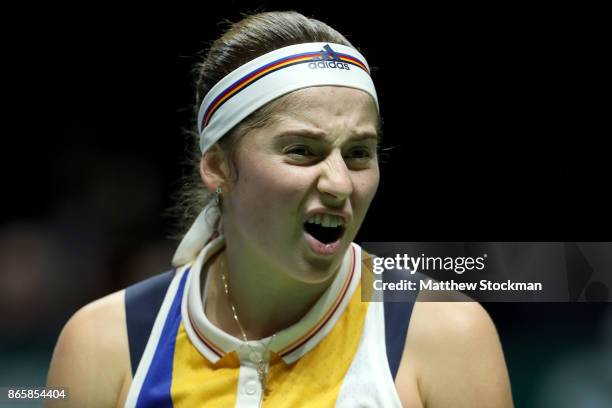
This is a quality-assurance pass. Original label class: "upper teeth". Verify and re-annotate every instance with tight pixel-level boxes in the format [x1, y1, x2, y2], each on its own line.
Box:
[306, 214, 345, 228]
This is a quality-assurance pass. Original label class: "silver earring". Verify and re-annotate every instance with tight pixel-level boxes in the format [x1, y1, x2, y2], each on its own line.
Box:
[214, 186, 222, 206]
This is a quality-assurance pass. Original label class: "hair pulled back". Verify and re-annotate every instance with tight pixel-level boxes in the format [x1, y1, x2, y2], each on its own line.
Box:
[169, 11, 357, 238]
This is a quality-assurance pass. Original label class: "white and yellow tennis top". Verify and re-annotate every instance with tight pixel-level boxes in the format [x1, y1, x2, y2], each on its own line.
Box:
[124, 236, 405, 407]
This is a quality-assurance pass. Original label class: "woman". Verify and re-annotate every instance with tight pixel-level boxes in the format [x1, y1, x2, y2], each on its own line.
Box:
[47, 11, 513, 407]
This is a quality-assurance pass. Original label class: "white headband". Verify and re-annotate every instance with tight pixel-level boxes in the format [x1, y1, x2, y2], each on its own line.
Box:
[197, 42, 378, 153]
[172, 42, 378, 266]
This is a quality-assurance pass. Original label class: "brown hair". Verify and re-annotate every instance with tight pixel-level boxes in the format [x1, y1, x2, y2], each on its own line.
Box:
[168, 11, 366, 239]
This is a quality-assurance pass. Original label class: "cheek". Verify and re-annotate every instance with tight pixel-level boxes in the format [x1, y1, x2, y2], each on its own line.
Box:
[353, 168, 380, 209]
[230, 157, 311, 225]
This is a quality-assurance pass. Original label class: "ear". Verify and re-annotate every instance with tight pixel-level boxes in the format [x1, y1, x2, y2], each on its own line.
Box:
[199, 144, 231, 192]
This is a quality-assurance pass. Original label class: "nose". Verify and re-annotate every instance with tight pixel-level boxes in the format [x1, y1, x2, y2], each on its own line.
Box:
[317, 149, 353, 205]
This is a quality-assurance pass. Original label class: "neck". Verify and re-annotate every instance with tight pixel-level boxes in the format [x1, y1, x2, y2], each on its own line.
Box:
[204, 243, 339, 340]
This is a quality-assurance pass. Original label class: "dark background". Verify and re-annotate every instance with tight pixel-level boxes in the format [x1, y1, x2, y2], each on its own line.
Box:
[1, 2, 610, 407]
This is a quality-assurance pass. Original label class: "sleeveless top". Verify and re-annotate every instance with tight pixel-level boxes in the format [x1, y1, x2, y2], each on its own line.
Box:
[123, 237, 417, 407]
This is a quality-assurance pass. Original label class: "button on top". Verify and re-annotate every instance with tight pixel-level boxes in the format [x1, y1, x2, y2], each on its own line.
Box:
[245, 380, 258, 395]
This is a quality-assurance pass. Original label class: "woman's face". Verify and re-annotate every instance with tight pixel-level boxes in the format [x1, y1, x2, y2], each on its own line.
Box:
[222, 86, 380, 283]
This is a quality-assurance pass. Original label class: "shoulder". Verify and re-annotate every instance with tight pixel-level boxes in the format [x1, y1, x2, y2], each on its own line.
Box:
[397, 299, 514, 408]
[408, 300, 499, 357]
[46, 290, 131, 407]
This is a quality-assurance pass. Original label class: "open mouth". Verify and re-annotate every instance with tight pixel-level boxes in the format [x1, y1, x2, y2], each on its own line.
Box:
[304, 222, 345, 244]
[303, 213, 346, 247]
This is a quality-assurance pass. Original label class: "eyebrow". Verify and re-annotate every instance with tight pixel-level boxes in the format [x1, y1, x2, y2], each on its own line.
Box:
[275, 129, 380, 142]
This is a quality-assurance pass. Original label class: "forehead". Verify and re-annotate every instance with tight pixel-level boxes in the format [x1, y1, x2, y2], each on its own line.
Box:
[265, 86, 379, 135]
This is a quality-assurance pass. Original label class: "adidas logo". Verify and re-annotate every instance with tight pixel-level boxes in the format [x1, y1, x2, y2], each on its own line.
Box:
[308, 44, 351, 70]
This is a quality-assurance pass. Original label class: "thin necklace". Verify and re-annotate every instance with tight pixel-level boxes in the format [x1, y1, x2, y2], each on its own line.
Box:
[218, 260, 276, 390]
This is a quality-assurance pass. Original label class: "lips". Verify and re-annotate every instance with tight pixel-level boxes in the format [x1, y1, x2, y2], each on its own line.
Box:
[304, 231, 342, 256]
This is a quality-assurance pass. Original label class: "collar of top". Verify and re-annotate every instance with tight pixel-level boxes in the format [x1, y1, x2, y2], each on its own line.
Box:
[180, 235, 362, 364]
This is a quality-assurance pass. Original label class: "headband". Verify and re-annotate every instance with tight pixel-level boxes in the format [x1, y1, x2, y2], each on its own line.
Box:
[197, 42, 379, 153]
[173, 42, 378, 266]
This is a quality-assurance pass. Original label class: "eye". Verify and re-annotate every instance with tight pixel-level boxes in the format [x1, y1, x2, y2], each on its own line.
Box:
[285, 145, 314, 157]
[345, 147, 373, 160]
